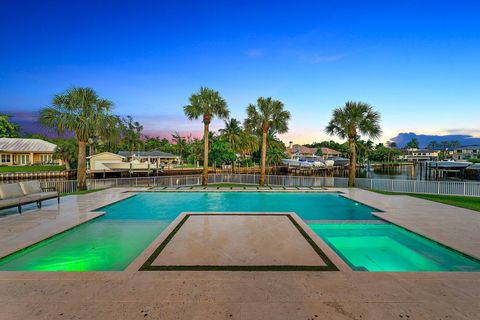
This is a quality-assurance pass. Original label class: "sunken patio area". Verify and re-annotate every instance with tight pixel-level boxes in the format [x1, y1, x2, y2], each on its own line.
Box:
[0, 188, 480, 319]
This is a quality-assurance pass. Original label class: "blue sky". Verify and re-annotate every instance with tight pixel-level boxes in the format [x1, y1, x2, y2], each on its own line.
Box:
[0, 1, 479, 143]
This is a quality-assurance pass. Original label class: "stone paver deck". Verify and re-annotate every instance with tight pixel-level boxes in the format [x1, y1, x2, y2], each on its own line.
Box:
[147, 214, 331, 269]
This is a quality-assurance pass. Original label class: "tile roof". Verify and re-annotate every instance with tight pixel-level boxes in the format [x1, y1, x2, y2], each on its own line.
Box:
[0, 138, 57, 153]
[320, 147, 341, 155]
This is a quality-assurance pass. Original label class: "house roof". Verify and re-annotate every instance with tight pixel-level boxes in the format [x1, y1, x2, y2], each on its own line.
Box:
[118, 150, 179, 158]
[320, 147, 341, 155]
[287, 144, 317, 155]
[0, 138, 57, 153]
[87, 152, 126, 159]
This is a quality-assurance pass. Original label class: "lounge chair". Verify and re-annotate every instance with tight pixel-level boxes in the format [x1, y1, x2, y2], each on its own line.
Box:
[0, 181, 59, 213]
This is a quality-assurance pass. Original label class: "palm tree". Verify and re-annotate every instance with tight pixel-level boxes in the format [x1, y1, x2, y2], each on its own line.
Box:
[183, 87, 229, 186]
[427, 141, 438, 150]
[244, 97, 291, 186]
[238, 131, 259, 158]
[326, 101, 381, 187]
[53, 140, 77, 171]
[219, 118, 242, 152]
[40, 87, 114, 190]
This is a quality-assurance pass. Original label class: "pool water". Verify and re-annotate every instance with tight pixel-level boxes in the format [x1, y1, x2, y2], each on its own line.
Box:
[310, 224, 480, 272]
[0, 192, 375, 271]
[103, 192, 377, 221]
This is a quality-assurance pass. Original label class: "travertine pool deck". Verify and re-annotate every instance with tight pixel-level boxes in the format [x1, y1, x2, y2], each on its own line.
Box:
[144, 213, 334, 270]
[1, 187, 480, 319]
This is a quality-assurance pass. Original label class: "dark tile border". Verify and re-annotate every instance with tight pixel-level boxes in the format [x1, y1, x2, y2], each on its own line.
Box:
[139, 213, 338, 271]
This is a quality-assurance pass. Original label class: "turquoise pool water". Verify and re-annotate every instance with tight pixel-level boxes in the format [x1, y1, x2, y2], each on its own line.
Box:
[310, 224, 480, 272]
[0, 192, 375, 271]
[102, 192, 377, 221]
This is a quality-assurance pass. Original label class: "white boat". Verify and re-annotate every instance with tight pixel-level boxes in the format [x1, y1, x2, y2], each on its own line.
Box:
[281, 159, 314, 168]
[427, 160, 472, 169]
[326, 157, 350, 167]
[282, 155, 328, 168]
[103, 160, 155, 172]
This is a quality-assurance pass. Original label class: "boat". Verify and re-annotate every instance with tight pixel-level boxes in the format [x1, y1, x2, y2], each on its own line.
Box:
[427, 160, 472, 169]
[326, 157, 350, 167]
[281, 159, 314, 168]
[281, 154, 328, 168]
[103, 159, 156, 172]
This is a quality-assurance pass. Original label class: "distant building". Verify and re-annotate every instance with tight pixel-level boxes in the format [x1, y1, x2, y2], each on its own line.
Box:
[399, 148, 439, 162]
[286, 143, 342, 160]
[319, 147, 342, 159]
[0, 138, 59, 166]
[452, 146, 480, 161]
[88, 152, 126, 172]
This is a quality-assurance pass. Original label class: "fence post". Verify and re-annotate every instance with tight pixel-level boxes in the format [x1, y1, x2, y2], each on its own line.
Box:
[437, 181, 440, 194]
[464, 182, 466, 196]
[370, 179, 373, 190]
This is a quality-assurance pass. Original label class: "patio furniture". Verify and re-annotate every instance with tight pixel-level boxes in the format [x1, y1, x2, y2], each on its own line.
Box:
[0, 181, 59, 213]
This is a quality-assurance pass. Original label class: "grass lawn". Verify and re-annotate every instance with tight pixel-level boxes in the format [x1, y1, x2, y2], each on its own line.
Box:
[0, 165, 65, 173]
[207, 183, 256, 188]
[371, 189, 480, 212]
[60, 188, 105, 197]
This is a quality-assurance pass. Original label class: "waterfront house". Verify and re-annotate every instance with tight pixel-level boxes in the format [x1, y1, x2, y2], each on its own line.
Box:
[452, 146, 480, 161]
[399, 148, 439, 162]
[0, 138, 59, 166]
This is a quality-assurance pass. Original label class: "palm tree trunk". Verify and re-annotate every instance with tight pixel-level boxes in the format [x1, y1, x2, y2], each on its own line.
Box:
[64, 160, 71, 171]
[77, 140, 87, 191]
[260, 130, 267, 186]
[202, 123, 209, 186]
[348, 137, 356, 187]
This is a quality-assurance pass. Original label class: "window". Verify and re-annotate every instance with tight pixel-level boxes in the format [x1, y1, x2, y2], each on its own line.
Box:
[16, 154, 30, 165]
[1, 154, 11, 163]
[40, 154, 53, 163]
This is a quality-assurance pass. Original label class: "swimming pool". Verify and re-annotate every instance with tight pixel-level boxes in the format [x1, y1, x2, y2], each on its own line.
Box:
[310, 223, 480, 272]
[1, 191, 479, 272]
[0, 192, 376, 271]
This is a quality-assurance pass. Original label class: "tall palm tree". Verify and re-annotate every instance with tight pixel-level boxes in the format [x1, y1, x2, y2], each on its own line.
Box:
[183, 87, 229, 186]
[326, 101, 381, 187]
[244, 97, 291, 186]
[40, 87, 114, 190]
[219, 118, 242, 152]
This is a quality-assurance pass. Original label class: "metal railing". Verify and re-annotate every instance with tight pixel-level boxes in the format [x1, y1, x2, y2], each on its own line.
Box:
[22, 174, 480, 197]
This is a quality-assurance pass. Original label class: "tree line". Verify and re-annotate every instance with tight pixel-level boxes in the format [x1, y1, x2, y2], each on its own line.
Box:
[2, 86, 384, 189]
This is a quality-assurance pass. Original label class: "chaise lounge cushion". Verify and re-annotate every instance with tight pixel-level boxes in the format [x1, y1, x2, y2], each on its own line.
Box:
[0, 198, 20, 208]
[21, 192, 58, 203]
[0, 183, 25, 200]
[19, 181, 43, 195]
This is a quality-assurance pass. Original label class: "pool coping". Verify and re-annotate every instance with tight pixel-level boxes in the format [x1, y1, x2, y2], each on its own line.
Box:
[139, 212, 339, 272]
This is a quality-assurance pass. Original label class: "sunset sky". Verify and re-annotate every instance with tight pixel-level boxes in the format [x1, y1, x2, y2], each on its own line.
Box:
[1, 1, 479, 144]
